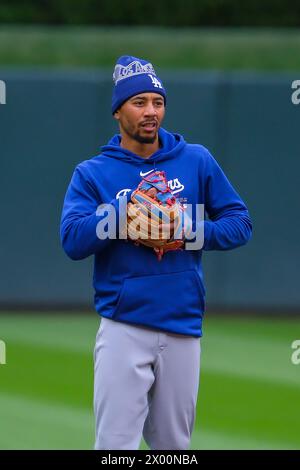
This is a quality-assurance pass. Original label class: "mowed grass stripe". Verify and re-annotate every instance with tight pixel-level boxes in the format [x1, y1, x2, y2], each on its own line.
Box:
[189, 429, 295, 450]
[197, 370, 300, 448]
[1, 314, 299, 387]
[0, 392, 93, 449]
[0, 313, 99, 353]
[203, 316, 300, 341]
[0, 341, 299, 448]
[201, 334, 300, 387]
[1, 314, 299, 449]
[0, 341, 94, 409]
[0, 393, 294, 450]
[202, 316, 300, 387]
[1, 313, 299, 344]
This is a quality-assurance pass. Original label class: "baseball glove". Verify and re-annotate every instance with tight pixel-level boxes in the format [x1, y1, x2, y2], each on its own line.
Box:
[125, 170, 192, 260]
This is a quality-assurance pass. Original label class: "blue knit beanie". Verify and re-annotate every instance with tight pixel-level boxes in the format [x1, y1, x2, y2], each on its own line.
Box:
[112, 55, 166, 114]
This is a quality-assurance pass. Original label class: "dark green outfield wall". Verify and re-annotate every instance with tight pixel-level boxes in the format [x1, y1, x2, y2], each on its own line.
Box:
[0, 70, 299, 310]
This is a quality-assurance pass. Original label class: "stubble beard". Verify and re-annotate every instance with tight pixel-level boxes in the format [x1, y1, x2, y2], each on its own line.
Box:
[124, 123, 158, 145]
[133, 132, 157, 144]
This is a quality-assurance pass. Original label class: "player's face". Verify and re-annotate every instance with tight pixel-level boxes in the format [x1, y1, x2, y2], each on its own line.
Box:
[114, 93, 165, 144]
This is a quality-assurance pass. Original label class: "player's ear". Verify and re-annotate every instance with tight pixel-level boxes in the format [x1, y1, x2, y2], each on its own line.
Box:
[114, 109, 120, 121]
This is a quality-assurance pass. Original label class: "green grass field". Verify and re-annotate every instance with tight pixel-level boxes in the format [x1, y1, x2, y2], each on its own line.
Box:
[0, 26, 300, 71]
[0, 313, 299, 450]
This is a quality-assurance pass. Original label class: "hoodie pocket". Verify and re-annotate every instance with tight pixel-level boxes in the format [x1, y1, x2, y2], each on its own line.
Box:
[112, 270, 205, 336]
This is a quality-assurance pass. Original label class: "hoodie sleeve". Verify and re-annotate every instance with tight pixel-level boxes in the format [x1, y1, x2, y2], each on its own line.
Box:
[60, 165, 130, 260]
[200, 149, 252, 251]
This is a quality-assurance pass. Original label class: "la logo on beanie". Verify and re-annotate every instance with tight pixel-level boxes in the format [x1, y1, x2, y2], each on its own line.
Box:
[111, 55, 167, 114]
[148, 74, 163, 89]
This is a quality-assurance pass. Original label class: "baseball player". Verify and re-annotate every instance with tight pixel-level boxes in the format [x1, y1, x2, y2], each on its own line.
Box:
[60, 55, 252, 450]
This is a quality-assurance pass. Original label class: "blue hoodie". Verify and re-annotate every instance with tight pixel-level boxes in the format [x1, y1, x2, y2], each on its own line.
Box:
[60, 128, 252, 337]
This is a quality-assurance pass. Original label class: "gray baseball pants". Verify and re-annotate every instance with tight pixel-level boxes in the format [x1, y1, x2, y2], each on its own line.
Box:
[93, 317, 201, 450]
